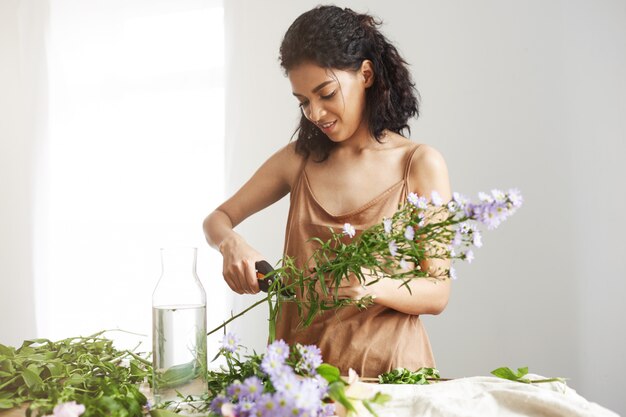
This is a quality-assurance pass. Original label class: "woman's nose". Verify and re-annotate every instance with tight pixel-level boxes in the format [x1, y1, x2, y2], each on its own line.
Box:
[305, 101, 326, 122]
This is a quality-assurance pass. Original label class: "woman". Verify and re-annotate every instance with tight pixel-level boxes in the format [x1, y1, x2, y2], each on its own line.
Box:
[203, 5, 451, 377]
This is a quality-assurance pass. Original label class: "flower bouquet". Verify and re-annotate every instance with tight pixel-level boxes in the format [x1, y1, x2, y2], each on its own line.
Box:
[210, 189, 524, 340]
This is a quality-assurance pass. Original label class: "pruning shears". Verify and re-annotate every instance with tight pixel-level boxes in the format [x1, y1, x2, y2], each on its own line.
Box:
[255, 260, 294, 297]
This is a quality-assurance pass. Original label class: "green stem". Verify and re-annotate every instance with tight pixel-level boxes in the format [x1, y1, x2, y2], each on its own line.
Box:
[207, 296, 270, 337]
[124, 350, 152, 367]
[529, 378, 564, 384]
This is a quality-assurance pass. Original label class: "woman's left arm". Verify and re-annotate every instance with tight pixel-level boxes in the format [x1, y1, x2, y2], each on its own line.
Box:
[338, 145, 452, 315]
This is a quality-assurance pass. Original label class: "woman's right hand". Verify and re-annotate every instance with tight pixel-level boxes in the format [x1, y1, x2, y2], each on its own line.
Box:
[218, 234, 263, 294]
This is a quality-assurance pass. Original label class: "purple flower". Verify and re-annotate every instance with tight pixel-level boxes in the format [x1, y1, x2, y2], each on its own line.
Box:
[261, 352, 288, 378]
[296, 344, 322, 374]
[463, 202, 477, 219]
[293, 378, 324, 413]
[321, 403, 337, 416]
[399, 258, 409, 270]
[404, 225, 415, 241]
[256, 393, 279, 417]
[408, 192, 428, 209]
[226, 380, 244, 399]
[267, 339, 290, 361]
[449, 266, 457, 280]
[473, 231, 483, 248]
[342, 223, 356, 238]
[388, 240, 398, 256]
[450, 229, 463, 246]
[431, 190, 443, 206]
[235, 399, 255, 416]
[273, 391, 297, 416]
[452, 192, 468, 209]
[508, 188, 523, 208]
[241, 376, 264, 401]
[465, 250, 474, 264]
[210, 395, 228, 415]
[221, 332, 240, 353]
[478, 191, 494, 203]
[271, 371, 299, 395]
[383, 218, 393, 234]
[471, 199, 508, 230]
[417, 211, 426, 227]
[491, 189, 506, 202]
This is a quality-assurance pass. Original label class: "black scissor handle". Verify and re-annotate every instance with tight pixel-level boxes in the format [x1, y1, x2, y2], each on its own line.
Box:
[255, 260, 294, 297]
[255, 260, 275, 292]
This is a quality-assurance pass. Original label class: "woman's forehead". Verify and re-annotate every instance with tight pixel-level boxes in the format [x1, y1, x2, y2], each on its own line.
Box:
[288, 63, 348, 94]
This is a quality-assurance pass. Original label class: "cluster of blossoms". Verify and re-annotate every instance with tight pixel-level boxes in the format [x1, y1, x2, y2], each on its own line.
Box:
[211, 334, 334, 417]
[343, 188, 523, 281]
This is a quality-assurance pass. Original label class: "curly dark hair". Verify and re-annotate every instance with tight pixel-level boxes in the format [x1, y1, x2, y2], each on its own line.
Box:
[279, 5, 420, 162]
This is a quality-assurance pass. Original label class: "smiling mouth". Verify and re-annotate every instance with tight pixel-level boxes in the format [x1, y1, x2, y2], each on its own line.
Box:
[318, 121, 336, 130]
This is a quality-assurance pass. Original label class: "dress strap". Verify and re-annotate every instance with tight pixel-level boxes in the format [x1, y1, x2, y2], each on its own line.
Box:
[403, 143, 421, 182]
[293, 152, 309, 190]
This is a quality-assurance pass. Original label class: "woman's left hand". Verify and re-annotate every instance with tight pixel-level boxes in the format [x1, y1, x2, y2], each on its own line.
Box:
[335, 273, 378, 301]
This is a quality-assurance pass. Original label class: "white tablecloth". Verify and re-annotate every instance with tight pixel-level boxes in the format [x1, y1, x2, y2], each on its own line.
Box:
[346, 375, 620, 417]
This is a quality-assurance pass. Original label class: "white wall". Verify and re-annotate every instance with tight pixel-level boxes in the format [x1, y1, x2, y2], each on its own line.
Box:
[0, 0, 47, 347]
[1, 0, 229, 352]
[223, 1, 626, 414]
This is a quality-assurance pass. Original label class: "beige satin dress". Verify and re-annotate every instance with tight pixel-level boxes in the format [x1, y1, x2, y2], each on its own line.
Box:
[275, 144, 435, 378]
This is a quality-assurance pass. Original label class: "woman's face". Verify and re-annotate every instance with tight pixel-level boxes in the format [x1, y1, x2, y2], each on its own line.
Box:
[288, 61, 371, 143]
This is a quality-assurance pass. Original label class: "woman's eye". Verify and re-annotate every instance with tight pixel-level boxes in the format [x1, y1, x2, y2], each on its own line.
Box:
[298, 101, 309, 109]
[321, 91, 336, 100]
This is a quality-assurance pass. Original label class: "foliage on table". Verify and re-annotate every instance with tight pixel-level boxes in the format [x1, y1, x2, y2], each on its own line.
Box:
[378, 367, 440, 385]
[0, 331, 151, 417]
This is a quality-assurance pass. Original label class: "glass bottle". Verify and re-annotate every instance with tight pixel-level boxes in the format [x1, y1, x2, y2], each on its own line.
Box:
[152, 247, 208, 407]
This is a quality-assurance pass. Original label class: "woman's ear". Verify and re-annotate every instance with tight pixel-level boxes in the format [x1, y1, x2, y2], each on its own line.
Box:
[360, 60, 375, 88]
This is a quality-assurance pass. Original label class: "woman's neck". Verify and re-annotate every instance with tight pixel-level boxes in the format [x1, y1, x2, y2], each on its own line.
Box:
[334, 122, 388, 154]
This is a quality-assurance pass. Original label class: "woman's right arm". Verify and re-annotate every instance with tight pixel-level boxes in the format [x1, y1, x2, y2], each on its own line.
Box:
[203, 143, 302, 295]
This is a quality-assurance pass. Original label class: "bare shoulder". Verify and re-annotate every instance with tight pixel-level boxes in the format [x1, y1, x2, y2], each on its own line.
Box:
[269, 141, 306, 189]
[409, 143, 451, 197]
[412, 143, 447, 170]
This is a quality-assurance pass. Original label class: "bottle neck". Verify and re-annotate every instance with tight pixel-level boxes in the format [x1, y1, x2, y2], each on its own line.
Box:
[153, 247, 206, 307]
[160, 247, 197, 279]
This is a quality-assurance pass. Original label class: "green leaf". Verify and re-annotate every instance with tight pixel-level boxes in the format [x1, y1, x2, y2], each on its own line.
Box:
[491, 366, 531, 383]
[21, 368, 43, 389]
[0, 344, 14, 357]
[0, 359, 15, 373]
[328, 381, 356, 413]
[316, 363, 341, 383]
[65, 373, 86, 386]
[491, 367, 519, 380]
[23, 339, 51, 346]
[370, 391, 392, 405]
[45, 362, 65, 378]
[362, 400, 379, 417]
[0, 376, 18, 391]
[0, 399, 14, 409]
[156, 361, 197, 388]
